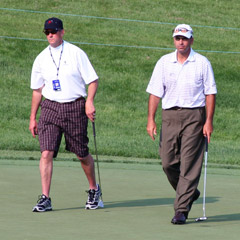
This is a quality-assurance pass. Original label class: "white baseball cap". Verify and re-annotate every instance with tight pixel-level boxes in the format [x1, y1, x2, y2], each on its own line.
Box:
[172, 24, 193, 39]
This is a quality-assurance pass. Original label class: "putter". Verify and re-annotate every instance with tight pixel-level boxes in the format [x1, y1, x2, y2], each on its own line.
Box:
[92, 121, 104, 208]
[195, 137, 208, 222]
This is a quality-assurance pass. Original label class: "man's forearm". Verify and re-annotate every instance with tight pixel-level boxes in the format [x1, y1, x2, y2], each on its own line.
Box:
[205, 94, 216, 122]
[203, 94, 216, 142]
[85, 80, 98, 121]
[87, 80, 98, 102]
[147, 94, 161, 140]
[148, 94, 160, 121]
[30, 89, 42, 120]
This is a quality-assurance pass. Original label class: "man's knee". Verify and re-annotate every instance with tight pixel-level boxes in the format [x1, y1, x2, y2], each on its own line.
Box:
[78, 154, 92, 162]
[162, 159, 180, 175]
[162, 160, 172, 172]
[41, 151, 54, 161]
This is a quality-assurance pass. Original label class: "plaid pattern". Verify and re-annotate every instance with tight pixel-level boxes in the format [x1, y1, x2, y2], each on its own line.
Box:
[38, 98, 89, 158]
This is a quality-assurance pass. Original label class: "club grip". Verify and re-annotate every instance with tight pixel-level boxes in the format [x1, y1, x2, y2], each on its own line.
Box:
[205, 137, 208, 152]
[92, 122, 96, 137]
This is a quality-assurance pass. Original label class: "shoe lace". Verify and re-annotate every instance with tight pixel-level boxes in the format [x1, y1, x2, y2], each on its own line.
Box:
[37, 194, 47, 204]
[86, 189, 96, 203]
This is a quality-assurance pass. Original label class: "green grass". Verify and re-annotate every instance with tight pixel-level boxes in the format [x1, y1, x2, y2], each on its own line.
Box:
[0, 0, 240, 165]
[1, 159, 240, 240]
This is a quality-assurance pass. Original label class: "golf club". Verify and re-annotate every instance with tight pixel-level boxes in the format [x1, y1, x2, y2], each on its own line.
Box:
[92, 121, 104, 208]
[195, 137, 208, 222]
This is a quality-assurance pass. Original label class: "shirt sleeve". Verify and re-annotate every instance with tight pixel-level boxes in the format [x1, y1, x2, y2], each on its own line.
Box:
[146, 58, 165, 98]
[78, 50, 99, 85]
[203, 59, 217, 95]
[30, 56, 44, 90]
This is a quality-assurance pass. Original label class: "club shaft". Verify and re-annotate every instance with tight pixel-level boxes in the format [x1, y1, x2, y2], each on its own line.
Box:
[92, 122, 103, 201]
[202, 138, 208, 218]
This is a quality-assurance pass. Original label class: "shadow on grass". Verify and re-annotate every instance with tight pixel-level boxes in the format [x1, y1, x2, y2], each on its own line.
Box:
[188, 213, 240, 224]
[104, 198, 174, 208]
[52, 198, 171, 212]
[53, 196, 219, 211]
[103, 196, 219, 208]
[196, 196, 220, 204]
[53, 207, 84, 212]
[204, 213, 240, 222]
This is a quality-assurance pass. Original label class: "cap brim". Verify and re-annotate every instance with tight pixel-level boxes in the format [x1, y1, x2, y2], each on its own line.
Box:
[173, 32, 192, 39]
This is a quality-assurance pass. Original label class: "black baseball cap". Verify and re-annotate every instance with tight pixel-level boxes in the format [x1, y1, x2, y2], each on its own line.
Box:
[44, 17, 63, 30]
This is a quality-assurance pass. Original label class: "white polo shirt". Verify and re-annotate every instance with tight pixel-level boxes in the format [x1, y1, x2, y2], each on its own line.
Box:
[146, 49, 217, 109]
[31, 41, 98, 103]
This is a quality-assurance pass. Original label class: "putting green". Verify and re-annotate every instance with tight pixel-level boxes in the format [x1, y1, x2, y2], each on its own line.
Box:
[0, 157, 239, 240]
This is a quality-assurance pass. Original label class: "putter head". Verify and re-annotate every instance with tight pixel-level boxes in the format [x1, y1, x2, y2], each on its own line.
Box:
[98, 200, 104, 208]
[195, 216, 207, 222]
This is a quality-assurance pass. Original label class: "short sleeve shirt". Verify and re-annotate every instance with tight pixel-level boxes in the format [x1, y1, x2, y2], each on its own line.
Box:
[31, 41, 98, 103]
[146, 49, 217, 109]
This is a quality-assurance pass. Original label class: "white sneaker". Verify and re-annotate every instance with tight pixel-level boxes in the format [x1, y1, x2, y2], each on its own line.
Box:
[85, 184, 103, 209]
[32, 194, 52, 212]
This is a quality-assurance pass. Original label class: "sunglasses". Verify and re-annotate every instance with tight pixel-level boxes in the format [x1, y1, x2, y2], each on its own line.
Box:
[173, 28, 192, 34]
[43, 29, 59, 35]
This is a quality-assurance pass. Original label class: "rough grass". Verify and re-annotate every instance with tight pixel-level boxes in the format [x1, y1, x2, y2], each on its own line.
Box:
[0, 0, 240, 165]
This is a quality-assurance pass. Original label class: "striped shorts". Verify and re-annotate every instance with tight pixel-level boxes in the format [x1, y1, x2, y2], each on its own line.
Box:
[38, 98, 89, 158]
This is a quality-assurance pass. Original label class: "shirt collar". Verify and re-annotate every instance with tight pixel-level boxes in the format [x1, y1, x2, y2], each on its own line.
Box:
[170, 48, 196, 63]
[49, 40, 64, 51]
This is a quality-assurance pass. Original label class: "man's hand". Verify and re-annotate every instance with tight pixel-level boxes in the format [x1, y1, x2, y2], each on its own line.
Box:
[147, 120, 157, 141]
[86, 80, 98, 122]
[203, 119, 213, 143]
[146, 94, 160, 141]
[29, 118, 38, 138]
[29, 88, 42, 138]
[85, 99, 96, 122]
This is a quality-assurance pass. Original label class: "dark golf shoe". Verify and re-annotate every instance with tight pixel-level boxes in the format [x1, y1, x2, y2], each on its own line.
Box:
[171, 211, 186, 224]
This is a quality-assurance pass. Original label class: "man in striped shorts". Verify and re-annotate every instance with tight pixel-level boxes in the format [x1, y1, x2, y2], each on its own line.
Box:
[29, 17, 101, 212]
[146, 24, 217, 224]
